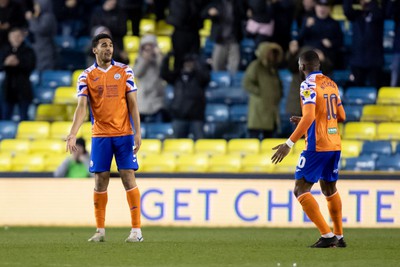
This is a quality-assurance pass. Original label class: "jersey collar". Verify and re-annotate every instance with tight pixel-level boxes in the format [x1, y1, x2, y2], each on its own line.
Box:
[94, 59, 115, 72]
[306, 71, 322, 79]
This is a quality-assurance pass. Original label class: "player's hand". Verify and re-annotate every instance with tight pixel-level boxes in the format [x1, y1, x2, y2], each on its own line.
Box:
[134, 134, 141, 154]
[290, 116, 302, 125]
[65, 134, 77, 154]
[271, 144, 291, 164]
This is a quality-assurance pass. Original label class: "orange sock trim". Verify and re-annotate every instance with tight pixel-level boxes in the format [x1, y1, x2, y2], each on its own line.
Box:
[298, 192, 331, 235]
[93, 191, 108, 228]
[126, 186, 141, 228]
[326, 192, 343, 235]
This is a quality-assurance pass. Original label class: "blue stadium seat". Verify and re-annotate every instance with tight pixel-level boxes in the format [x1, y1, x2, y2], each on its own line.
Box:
[396, 143, 400, 154]
[76, 36, 91, 52]
[376, 155, 400, 171]
[344, 87, 377, 105]
[41, 70, 72, 88]
[164, 84, 174, 106]
[240, 38, 256, 69]
[231, 71, 244, 87]
[0, 121, 18, 140]
[58, 50, 87, 71]
[204, 122, 247, 139]
[279, 69, 292, 95]
[205, 104, 229, 122]
[384, 54, 393, 71]
[361, 140, 393, 159]
[33, 86, 55, 104]
[0, 71, 4, 85]
[54, 35, 76, 50]
[342, 155, 375, 171]
[29, 70, 40, 87]
[383, 20, 395, 52]
[209, 71, 231, 89]
[229, 104, 248, 122]
[203, 37, 214, 58]
[331, 70, 351, 87]
[206, 87, 248, 105]
[345, 105, 363, 121]
[146, 123, 173, 139]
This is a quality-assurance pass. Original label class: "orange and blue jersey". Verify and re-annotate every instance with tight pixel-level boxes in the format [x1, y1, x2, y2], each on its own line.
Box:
[76, 60, 137, 137]
[290, 71, 346, 152]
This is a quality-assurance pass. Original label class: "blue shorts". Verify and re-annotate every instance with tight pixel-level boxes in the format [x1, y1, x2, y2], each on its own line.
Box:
[90, 135, 139, 173]
[294, 151, 341, 184]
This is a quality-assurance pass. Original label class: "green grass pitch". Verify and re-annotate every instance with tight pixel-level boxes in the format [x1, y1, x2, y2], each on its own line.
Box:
[1, 227, 399, 267]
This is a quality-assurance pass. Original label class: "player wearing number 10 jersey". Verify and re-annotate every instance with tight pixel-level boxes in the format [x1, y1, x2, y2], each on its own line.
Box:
[271, 50, 347, 248]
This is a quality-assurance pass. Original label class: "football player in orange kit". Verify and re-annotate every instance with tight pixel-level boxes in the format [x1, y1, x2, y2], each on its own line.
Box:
[66, 33, 143, 243]
[272, 50, 346, 248]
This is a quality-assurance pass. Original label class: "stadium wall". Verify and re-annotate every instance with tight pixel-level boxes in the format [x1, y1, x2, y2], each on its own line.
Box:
[1, 178, 399, 228]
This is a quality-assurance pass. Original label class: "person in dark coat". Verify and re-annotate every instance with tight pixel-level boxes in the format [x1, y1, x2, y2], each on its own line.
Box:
[160, 53, 210, 139]
[0, 0, 27, 48]
[0, 27, 36, 120]
[344, 0, 384, 88]
[118, 0, 143, 36]
[386, 0, 400, 87]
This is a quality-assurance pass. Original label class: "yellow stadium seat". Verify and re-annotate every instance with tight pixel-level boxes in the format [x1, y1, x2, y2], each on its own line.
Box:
[0, 153, 12, 171]
[377, 87, 400, 105]
[0, 139, 30, 156]
[341, 139, 362, 158]
[17, 121, 51, 140]
[332, 5, 346, 20]
[199, 19, 212, 37]
[30, 139, 66, 156]
[72, 69, 84, 86]
[139, 19, 156, 35]
[208, 154, 241, 173]
[195, 139, 227, 156]
[35, 104, 67, 121]
[175, 154, 209, 173]
[79, 121, 92, 140]
[139, 139, 162, 157]
[11, 154, 45, 172]
[376, 122, 400, 140]
[241, 154, 275, 173]
[361, 105, 397, 122]
[140, 154, 176, 172]
[163, 139, 194, 156]
[111, 154, 142, 173]
[123, 35, 140, 53]
[53, 87, 77, 104]
[50, 121, 73, 140]
[44, 154, 67, 172]
[128, 52, 138, 66]
[272, 154, 299, 173]
[228, 138, 260, 156]
[338, 122, 344, 137]
[344, 122, 377, 140]
[65, 104, 76, 121]
[156, 20, 174, 36]
[157, 36, 172, 54]
[293, 139, 306, 154]
[261, 138, 288, 155]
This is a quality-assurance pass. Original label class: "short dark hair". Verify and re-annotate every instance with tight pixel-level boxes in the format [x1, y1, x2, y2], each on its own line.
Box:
[300, 50, 320, 67]
[92, 33, 113, 48]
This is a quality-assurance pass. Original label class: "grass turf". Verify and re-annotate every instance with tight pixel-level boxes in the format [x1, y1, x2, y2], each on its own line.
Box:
[0, 227, 399, 267]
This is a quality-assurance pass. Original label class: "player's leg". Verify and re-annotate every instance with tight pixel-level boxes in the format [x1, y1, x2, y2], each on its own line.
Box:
[113, 135, 143, 242]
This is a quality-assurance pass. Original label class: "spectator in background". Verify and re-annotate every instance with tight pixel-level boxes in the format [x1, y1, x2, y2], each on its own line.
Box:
[203, 0, 245, 75]
[245, 0, 275, 46]
[0, 0, 27, 48]
[150, 0, 170, 21]
[271, 0, 295, 53]
[161, 53, 210, 139]
[294, 0, 316, 29]
[243, 42, 283, 140]
[53, 0, 85, 37]
[386, 0, 400, 87]
[292, 0, 343, 69]
[134, 34, 167, 123]
[0, 27, 36, 121]
[119, 0, 143, 37]
[344, 0, 384, 88]
[26, 0, 57, 71]
[54, 137, 91, 178]
[90, 0, 127, 54]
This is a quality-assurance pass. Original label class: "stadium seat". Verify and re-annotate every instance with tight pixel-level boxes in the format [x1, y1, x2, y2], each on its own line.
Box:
[206, 88, 248, 105]
[11, 154, 45, 172]
[175, 154, 209, 172]
[0, 121, 18, 140]
[139, 18, 156, 35]
[341, 139, 363, 158]
[156, 20, 174, 36]
[41, 70, 72, 88]
[241, 154, 275, 173]
[0, 153, 12, 171]
[79, 122, 92, 140]
[208, 154, 241, 172]
[123, 35, 140, 53]
[396, 143, 400, 154]
[30, 139, 65, 156]
[54, 35, 76, 50]
[128, 52, 138, 66]
[361, 105, 398, 122]
[140, 154, 176, 172]
[342, 154, 375, 171]
[261, 138, 288, 155]
[146, 123, 174, 139]
[377, 87, 400, 105]
[375, 155, 400, 171]
[331, 69, 351, 87]
[293, 140, 306, 154]
[344, 87, 377, 105]
[202, 37, 214, 57]
[376, 122, 400, 140]
[229, 104, 248, 122]
[44, 154, 67, 172]
[35, 104, 67, 121]
[76, 36, 91, 52]
[163, 139, 194, 156]
[199, 19, 212, 37]
[72, 69, 84, 86]
[361, 140, 392, 158]
[33, 86, 55, 104]
[30, 70, 41, 88]
[16, 121, 51, 140]
[343, 122, 376, 140]
[209, 71, 231, 88]
[139, 139, 162, 157]
[53, 87, 77, 104]
[50, 121, 73, 140]
[271, 154, 299, 173]
[205, 104, 229, 122]
[279, 69, 292, 94]
[332, 4, 346, 20]
[231, 71, 244, 87]
[0, 139, 30, 156]
[157, 36, 172, 54]
[228, 138, 260, 156]
[344, 105, 363, 121]
[194, 139, 227, 156]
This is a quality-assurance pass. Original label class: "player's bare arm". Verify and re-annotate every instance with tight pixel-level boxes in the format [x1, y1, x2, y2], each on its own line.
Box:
[66, 96, 88, 153]
[127, 91, 141, 154]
